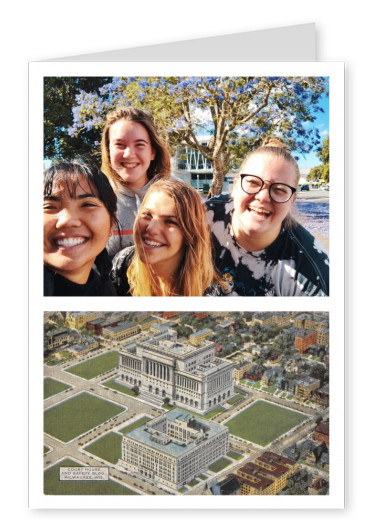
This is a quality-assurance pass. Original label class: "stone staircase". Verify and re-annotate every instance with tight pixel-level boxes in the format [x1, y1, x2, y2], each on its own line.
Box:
[141, 389, 165, 408]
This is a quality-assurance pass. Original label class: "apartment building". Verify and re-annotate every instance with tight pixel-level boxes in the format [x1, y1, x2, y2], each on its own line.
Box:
[102, 321, 140, 342]
[65, 311, 102, 329]
[235, 451, 297, 495]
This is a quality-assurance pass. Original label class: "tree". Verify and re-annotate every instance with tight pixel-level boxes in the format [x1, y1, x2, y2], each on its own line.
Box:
[132, 385, 140, 396]
[44, 77, 112, 161]
[63, 76, 328, 197]
[307, 135, 329, 183]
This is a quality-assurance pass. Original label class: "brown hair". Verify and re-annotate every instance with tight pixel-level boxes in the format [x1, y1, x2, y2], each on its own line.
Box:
[127, 180, 219, 296]
[100, 107, 171, 191]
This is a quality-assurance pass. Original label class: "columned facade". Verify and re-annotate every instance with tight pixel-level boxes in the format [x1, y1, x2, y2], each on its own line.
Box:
[117, 328, 234, 414]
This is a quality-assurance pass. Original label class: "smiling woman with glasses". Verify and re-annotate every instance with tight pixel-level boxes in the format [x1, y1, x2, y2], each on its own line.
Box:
[206, 137, 329, 296]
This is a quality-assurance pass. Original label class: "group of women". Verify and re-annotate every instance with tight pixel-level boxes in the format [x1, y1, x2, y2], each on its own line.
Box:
[43, 107, 329, 297]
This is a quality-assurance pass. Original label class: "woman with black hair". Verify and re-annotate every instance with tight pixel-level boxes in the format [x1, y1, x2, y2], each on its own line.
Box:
[43, 158, 119, 296]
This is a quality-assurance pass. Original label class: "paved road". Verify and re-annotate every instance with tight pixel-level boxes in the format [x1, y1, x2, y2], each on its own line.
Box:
[44, 345, 328, 496]
[296, 189, 329, 203]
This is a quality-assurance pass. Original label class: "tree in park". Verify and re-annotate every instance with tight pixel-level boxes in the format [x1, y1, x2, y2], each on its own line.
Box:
[307, 135, 329, 184]
[56, 76, 328, 197]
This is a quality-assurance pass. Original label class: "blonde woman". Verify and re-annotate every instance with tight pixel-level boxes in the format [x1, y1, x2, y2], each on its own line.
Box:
[206, 137, 329, 296]
[111, 180, 223, 296]
[101, 106, 171, 256]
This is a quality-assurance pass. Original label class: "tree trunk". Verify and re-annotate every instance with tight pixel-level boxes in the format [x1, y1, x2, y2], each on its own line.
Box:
[207, 151, 229, 199]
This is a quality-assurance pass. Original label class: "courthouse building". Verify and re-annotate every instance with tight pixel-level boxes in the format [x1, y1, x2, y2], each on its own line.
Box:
[119, 409, 229, 490]
[117, 326, 235, 414]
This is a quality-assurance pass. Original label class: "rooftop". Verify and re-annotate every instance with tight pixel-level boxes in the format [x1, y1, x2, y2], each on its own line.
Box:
[125, 409, 227, 458]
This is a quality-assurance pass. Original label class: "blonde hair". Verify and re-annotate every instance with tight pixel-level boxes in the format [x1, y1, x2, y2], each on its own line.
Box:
[235, 136, 299, 229]
[100, 107, 171, 192]
[127, 180, 219, 296]
[239, 136, 300, 188]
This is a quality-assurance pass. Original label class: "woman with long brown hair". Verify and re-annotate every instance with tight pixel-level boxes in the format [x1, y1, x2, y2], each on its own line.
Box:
[101, 106, 171, 257]
[111, 180, 223, 296]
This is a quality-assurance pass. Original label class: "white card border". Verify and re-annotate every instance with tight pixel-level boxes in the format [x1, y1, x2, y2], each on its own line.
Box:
[29, 61, 344, 509]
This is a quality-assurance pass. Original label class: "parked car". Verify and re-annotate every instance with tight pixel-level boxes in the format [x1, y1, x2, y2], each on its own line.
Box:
[300, 184, 310, 191]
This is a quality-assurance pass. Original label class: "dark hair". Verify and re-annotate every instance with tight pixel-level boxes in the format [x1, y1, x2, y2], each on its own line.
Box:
[43, 157, 119, 278]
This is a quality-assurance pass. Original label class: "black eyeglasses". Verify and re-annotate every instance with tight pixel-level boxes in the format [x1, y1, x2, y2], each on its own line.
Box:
[240, 174, 296, 203]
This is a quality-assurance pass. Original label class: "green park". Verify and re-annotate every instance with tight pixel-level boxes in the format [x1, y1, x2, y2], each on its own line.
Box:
[65, 351, 119, 380]
[44, 392, 125, 442]
[44, 377, 71, 399]
[225, 400, 308, 447]
[84, 432, 123, 464]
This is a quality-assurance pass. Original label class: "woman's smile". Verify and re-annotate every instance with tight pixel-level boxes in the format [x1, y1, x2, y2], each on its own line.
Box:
[109, 120, 155, 190]
[232, 154, 296, 251]
[135, 191, 184, 277]
[44, 175, 112, 284]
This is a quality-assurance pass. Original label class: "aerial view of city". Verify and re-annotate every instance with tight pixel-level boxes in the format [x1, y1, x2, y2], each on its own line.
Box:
[44, 311, 329, 496]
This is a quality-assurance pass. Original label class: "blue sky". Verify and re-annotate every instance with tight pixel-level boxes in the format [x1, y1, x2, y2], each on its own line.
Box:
[294, 92, 329, 170]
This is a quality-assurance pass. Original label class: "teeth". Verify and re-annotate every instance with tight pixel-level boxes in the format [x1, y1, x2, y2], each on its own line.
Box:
[122, 163, 138, 168]
[250, 207, 270, 215]
[56, 237, 86, 247]
[144, 240, 164, 247]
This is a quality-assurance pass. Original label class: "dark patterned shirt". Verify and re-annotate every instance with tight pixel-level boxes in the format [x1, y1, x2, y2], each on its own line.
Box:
[206, 194, 329, 297]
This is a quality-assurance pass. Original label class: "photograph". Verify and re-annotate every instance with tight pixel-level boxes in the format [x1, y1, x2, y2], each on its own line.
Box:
[43, 310, 329, 497]
[43, 74, 330, 297]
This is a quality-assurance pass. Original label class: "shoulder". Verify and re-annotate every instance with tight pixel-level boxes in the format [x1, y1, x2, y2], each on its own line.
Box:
[285, 222, 329, 295]
[205, 193, 232, 209]
[288, 222, 329, 261]
[112, 246, 135, 271]
[205, 194, 234, 224]
[111, 246, 135, 295]
[203, 281, 226, 296]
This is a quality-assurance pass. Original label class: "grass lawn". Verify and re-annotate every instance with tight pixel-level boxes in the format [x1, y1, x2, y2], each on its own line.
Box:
[208, 457, 232, 473]
[234, 387, 247, 396]
[45, 351, 75, 366]
[163, 405, 225, 420]
[119, 416, 151, 435]
[225, 400, 308, 447]
[44, 377, 71, 399]
[227, 450, 243, 461]
[44, 392, 125, 442]
[65, 351, 119, 380]
[44, 459, 138, 495]
[227, 393, 244, 405]
[102, 377, 138, 396]
[187, 479, 199, 487]
[84, 432, 123, 464]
